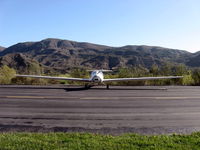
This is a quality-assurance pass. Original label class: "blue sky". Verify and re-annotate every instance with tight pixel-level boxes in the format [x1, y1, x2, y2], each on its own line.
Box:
[0, 0, 200, 52]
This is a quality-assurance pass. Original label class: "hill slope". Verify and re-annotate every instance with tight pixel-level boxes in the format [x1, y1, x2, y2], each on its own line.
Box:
[0, 38, 197, 73]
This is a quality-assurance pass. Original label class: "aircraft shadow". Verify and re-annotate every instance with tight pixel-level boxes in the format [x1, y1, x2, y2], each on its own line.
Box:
[0, 85, 167, 91]
[89, 87, 167, 91]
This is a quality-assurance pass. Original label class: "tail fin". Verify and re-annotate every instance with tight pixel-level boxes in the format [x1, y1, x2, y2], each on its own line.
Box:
[87, 69, 113, 72]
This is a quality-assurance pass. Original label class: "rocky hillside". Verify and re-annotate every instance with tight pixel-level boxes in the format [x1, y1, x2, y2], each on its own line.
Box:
[0, 38, 198, 73]
[0, 53, 44, 74]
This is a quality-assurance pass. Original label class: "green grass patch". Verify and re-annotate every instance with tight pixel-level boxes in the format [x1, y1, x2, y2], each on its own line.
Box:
[1, 132, 200, 150]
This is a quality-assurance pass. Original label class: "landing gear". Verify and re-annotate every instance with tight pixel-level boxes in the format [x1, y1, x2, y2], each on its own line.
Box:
[106, 84, 109, 89]
[84, 84, 91, 89]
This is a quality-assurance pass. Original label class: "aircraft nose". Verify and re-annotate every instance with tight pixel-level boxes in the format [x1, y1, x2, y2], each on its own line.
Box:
[92, 76, 101, 82]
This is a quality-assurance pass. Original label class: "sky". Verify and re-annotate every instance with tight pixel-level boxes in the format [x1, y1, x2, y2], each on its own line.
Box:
[0, 0, 200, 52]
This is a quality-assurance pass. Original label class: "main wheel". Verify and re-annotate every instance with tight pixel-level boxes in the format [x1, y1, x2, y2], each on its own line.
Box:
[106, 85, 109, 89]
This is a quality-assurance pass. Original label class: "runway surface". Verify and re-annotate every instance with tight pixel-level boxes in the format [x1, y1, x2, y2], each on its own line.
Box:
[1, 85, 200, 135]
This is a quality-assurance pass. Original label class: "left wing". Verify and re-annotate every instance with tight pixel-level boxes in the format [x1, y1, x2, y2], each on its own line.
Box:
[16, 75, 91, 82]
[103, 76, 183, 82]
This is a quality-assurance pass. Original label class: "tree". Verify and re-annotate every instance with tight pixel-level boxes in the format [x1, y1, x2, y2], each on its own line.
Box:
[0, 65, 16, 84]
[27, 63, 43, 75]
[70, 68, 88, 78]
[174, 64, 188, 76]
[160, 63, 172, 75]
[192, 69, 200, 85]
[69, 68, 89, 85]
[150, 64, 159, 76]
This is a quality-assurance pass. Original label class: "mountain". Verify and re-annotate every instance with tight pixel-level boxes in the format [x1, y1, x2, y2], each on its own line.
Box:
[0, 46, 5, 52]
[0, 38, 198, 73]
[186, 52, 200, 67]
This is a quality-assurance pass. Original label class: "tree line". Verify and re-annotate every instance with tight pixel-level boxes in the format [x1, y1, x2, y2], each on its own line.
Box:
[0, 63, 200, 85]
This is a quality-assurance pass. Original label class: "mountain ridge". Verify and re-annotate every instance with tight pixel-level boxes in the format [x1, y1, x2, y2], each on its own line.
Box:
[0, 38, 199, 73]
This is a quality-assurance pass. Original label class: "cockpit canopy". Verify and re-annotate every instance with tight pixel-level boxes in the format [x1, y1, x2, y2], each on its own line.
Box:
[91, 70, 101, 76]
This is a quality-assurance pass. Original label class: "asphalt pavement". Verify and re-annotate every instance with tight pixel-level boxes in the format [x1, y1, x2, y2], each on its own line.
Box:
[0, 85, 200, 135]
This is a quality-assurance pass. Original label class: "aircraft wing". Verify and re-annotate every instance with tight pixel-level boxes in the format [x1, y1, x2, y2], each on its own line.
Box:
[16, 75, 91, 82]
[103, 76, 183, 82]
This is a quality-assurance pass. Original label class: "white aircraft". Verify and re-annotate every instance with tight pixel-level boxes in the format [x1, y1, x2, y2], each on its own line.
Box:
[16, 70, 183, 89]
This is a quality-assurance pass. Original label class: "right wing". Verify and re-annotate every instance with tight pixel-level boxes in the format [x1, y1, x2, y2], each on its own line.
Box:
[16, 75, 91, 82]
[103, 76, 183, 82]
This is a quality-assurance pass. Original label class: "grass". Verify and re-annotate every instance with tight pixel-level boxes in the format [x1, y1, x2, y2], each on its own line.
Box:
[1, 132, 200, 150]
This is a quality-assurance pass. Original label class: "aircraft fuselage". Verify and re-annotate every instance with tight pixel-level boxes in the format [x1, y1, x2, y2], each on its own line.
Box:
[90, 70, 104, 83]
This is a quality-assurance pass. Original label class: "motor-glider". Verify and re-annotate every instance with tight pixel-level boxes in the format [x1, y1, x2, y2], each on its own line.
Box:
[16, 70, 183, 89]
